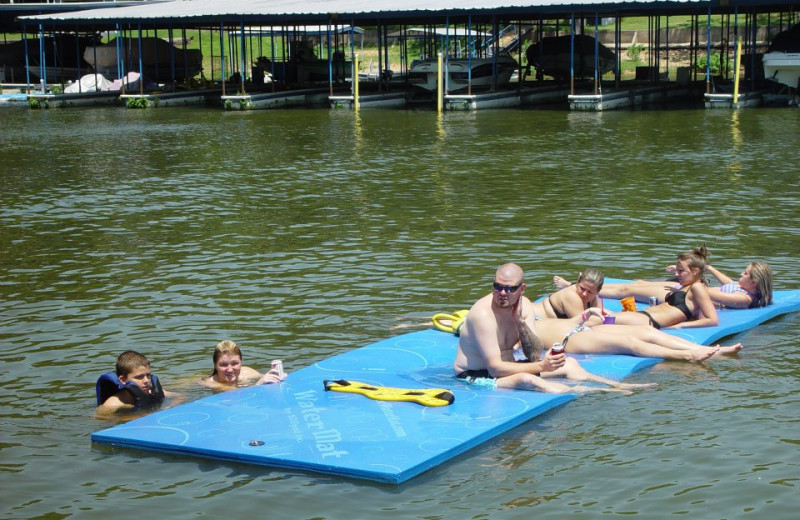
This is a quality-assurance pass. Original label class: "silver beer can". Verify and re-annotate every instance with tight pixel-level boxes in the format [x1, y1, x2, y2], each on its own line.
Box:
[271, 359, 284, 378]
[649, 296, 659, 307]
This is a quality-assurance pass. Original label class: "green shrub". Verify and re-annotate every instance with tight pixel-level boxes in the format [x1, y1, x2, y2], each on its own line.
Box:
[696, 52, 731, 75]
[28, 97, 49, 109]
[126, 96, 149, 108]
[626, 44, 644, 63]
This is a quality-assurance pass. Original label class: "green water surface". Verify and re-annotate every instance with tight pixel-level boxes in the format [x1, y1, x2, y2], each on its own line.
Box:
[1, 105, 799, 519]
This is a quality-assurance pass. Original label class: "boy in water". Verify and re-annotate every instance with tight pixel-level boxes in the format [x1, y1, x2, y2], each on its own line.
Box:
[96, 350, 179, 415]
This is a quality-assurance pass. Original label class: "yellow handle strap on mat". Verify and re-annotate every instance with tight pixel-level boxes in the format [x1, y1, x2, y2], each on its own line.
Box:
[432, 309, 469, 335]
[323, 379, 455, 407]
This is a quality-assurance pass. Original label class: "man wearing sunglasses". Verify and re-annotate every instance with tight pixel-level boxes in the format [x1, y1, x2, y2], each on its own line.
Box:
[453, 263, 652, 394]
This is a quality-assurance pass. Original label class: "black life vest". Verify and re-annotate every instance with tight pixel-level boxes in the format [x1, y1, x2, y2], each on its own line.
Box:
[95, 371, 165, 410]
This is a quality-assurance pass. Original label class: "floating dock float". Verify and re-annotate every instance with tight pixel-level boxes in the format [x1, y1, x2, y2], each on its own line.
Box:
[0, 92, 28, 106]
[440, 85, 570, 111]
[27, 90, 120, 108]
[119, 89, 220, 108]
[569, 83, 693, 111]
[445, 90, 523, 110]
[704, 90, 766, 109]
[222, 87, 329, 110]
[330, 91, 408, 109]
[519, 84, 572, 106]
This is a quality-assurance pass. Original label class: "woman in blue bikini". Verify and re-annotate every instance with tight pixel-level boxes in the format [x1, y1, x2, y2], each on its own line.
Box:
[700, 263, 772, 308]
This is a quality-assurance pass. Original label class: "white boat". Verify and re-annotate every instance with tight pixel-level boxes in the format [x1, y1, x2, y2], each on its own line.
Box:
[407, 55, 518, 92]
[83, 37, 202, 82]
[762, 52, 800, 90]
[762, 23, 800, 91]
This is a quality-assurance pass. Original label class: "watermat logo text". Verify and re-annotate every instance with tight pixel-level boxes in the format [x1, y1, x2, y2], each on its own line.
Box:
[294, 389, 348, 459]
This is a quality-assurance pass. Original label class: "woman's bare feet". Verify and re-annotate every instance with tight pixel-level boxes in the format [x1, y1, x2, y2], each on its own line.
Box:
[553, 275, 571, 290]
[712, 343, 743, 356]
[688, 347, 720, 362]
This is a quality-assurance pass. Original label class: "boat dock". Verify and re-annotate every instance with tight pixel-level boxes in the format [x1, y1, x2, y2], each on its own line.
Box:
[8, 79, 787, 111]
[3, 0, 796, 113]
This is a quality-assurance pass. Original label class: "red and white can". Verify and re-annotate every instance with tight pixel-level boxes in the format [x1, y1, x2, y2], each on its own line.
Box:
[550, 342, 565, 355]
[271, 360, 284, 378]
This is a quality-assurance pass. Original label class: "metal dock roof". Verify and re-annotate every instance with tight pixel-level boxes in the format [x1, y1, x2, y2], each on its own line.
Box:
[18, 0, 719, 27]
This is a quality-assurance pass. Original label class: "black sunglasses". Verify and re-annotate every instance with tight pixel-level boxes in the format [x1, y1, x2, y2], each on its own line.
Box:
[493, 282, 522, 293]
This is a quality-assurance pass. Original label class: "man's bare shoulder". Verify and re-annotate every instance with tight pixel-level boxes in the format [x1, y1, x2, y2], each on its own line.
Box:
[464, 295, 495, 325]
[470, 293, 493, 312]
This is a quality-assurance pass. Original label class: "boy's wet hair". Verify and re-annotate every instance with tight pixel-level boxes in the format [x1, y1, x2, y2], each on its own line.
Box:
[116, 350, 151, 377]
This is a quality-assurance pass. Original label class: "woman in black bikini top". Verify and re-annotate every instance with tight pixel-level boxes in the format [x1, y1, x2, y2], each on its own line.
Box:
[664, 288, 693, 320]
[611, 245, 719, 329]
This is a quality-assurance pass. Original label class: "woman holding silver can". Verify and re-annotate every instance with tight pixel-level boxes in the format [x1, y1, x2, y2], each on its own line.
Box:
[201, 340, 287, 390]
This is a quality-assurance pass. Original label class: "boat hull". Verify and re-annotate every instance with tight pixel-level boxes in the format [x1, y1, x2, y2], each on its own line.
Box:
[526, 34, 616, 80]
[1, 36, 94, 83]
[762, 23, 800, 90]
[762, 52, 800, 90]
[83, 37, 202, 82]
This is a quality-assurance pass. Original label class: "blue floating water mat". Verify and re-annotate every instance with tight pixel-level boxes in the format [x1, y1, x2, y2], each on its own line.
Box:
[91, 329, 657, 484]
[91, 283, 800, 483]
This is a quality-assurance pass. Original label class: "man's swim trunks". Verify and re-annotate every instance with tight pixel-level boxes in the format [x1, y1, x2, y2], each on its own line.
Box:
[456, 369, 498, 390]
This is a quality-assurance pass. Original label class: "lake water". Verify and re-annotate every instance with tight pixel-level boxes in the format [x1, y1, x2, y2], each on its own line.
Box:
[1, 104, 799, 519]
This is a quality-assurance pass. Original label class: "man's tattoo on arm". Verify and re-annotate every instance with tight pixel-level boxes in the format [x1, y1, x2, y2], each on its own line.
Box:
[518, 321, 543, 361]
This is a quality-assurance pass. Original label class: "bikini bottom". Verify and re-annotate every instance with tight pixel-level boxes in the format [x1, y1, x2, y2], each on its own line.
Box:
[638, 310, 663, 329]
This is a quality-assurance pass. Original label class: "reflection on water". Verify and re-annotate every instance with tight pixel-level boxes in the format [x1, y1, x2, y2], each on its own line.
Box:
[1, 105, 799, 519]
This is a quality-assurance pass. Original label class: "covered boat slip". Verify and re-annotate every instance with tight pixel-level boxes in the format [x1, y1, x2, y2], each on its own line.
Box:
[10, 1, 800, 110]
[90, 287, 800, 484]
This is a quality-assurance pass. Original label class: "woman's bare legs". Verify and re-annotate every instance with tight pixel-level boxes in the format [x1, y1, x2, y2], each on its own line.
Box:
[595, 324, 743, 355]
[567, 330, 720, 362]
[599, 280, 676, 302]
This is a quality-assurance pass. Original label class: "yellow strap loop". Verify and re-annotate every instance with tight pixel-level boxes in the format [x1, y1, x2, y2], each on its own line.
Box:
[432, 309, 469, 335]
